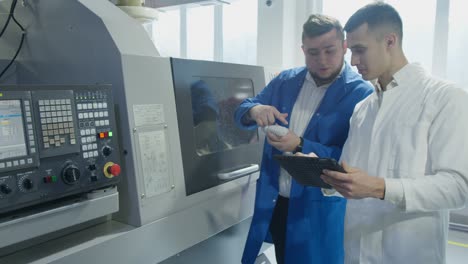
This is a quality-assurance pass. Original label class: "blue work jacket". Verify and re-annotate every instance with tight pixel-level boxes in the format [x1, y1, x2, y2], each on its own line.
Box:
[234, 63, 373, 264]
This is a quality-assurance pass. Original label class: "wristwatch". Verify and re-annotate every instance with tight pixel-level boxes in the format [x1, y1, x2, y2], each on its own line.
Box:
[294, 137, 304, 153]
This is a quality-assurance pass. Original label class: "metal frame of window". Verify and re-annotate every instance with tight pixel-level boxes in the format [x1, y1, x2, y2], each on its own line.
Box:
[432, 0, 449, 78]
[180, 6, 188, 58]
[214, 5, 223, 61]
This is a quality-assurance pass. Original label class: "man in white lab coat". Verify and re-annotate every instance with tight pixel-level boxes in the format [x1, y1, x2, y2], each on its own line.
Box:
[320, 3, 468, 263]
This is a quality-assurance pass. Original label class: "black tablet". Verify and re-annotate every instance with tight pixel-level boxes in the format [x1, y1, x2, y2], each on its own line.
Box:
[273, 155, 345, 189]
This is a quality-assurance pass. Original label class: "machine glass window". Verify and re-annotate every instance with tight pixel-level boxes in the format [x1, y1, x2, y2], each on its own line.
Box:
[0, 100, 27, 160]
[190, 77, 258, 156]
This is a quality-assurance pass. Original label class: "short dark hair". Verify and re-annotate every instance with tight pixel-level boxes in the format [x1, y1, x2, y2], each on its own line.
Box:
[344, 2, 403, 43]
[302, 14, 344, 42]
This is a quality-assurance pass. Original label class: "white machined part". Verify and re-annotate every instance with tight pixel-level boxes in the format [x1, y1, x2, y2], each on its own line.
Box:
[263, 125, 289, 137]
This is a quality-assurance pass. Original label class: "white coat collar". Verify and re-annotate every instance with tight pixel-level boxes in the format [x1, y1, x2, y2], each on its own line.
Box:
[374, 63, 427, 93]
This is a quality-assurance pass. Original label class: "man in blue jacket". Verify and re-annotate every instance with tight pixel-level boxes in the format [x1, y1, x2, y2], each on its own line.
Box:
[234, 14, 373, 264]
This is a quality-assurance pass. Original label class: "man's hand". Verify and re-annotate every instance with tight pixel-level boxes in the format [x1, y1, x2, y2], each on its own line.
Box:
[321, 161, 385, 199]
[267, 130, 300, 152]
[249, 105, 288, 127]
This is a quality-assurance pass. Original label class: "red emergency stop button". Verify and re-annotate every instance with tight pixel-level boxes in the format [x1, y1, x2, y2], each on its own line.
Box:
[108, 164, 121, 176]
[103, 162, 121, 178]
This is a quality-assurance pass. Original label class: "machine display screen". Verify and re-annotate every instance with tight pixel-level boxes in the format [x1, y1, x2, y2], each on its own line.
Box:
[190, 77, 258, 156]
[0, 100, 27, 160]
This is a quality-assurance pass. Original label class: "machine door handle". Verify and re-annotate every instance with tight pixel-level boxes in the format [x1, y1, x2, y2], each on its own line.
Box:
[217, 164, 259, 180]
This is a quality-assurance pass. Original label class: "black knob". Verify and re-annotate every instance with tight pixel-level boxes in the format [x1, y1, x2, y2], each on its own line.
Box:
[62, 165, 81, 185]
[102, 146, 112, 157]
[22, 179, 33, 190]
[0, 184, 12, 194]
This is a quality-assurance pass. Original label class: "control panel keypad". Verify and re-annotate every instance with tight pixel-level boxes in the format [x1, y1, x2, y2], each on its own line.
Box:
[38, 99, 76, 148]
[23, 100, 36, 154]
[76, 91, 112, 160]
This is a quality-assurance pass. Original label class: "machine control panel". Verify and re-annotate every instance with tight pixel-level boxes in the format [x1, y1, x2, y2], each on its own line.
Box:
[0, 85, 121, 214]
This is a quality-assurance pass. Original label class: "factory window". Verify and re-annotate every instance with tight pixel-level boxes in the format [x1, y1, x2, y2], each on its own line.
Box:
[152, 2, 258, 65]
[323, 0, 373, 26]
[187, 5, 215, 61]
[324, 0, 436, 73]
[447, 0, 468, 89]
[323, 0, 436, 75]
[386, 0, 436, 73]
[153, 9, 180, 57]
[322, 0, 374, 64]
[222, 0, 258, 65]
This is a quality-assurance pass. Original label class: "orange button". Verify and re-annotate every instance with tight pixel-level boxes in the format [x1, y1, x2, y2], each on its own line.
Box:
[99, 132, 105, 139]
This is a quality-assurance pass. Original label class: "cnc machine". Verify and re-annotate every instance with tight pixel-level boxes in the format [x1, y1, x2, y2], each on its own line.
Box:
[0, 0, 264, 263]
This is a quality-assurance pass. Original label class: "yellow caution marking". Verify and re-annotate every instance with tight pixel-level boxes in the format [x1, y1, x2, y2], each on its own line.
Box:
[448, 240, 468, 248]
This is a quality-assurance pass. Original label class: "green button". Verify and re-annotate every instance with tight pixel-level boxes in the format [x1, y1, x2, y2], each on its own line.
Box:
[52, 176, 57, 182]
[108, 131, 113, 137]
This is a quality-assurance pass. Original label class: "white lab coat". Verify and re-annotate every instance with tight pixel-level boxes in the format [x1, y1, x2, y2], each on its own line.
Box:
[341, 63, 468, 264]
